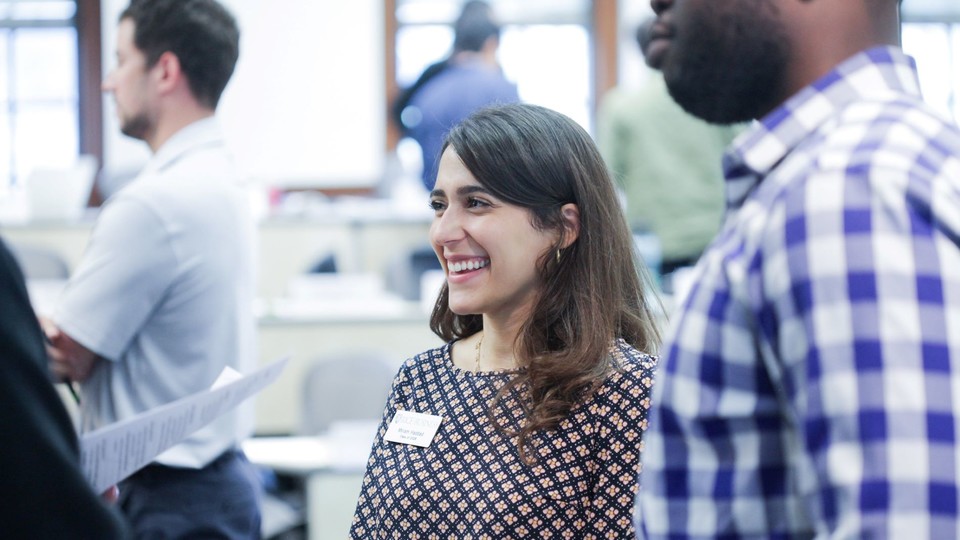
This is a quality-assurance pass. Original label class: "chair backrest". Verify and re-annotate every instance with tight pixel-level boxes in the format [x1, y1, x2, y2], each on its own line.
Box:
[384, 244, 442, 301]
[299, 350, 398, 436]
[7, 242, 70, 280]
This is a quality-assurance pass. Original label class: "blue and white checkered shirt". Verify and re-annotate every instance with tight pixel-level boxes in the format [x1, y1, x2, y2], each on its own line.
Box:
[636, 46, 960, 538]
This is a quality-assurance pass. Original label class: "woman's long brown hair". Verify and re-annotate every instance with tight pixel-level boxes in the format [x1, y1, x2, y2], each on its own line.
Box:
[429, 104, 661, 462]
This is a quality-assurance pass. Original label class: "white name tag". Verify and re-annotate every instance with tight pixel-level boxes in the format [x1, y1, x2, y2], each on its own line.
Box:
[384, 410, 443, 447]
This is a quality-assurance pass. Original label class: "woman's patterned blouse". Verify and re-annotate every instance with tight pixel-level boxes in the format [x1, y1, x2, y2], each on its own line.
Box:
[350, 339, 658, 539]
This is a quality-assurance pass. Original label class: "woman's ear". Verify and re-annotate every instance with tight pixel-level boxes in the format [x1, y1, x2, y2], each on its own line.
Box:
[559, 203, 580, 248]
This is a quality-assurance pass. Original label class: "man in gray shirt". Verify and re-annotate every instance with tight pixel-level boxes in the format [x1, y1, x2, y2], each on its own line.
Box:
[46, 0, 260, 537]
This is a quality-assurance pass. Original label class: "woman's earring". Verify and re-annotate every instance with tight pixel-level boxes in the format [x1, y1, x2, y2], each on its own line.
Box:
[556, 249, 562, 264]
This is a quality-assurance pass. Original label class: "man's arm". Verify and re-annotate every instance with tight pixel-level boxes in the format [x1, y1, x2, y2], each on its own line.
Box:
[53, 194, 176, 364]
[42, 318, 101, 382]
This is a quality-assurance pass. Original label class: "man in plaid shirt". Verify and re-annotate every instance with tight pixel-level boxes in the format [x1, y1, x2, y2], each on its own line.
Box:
[636, 0, 960, 537]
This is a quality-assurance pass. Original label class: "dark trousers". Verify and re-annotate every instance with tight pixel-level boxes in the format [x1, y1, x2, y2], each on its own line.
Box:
[119, 450, 262, 540]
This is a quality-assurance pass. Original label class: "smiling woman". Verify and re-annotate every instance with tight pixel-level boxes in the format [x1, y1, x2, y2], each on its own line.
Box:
[350, 103, 662, 539]
[428, 147, 567, 334]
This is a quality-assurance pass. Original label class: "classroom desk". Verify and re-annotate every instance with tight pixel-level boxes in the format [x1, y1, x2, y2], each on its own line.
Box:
[257, 212, 431, 298]
[243, 431, 374, 540]
[254, 301, 442, 435]
[0, 207, 433, 299]
[0, 217, 95, 270]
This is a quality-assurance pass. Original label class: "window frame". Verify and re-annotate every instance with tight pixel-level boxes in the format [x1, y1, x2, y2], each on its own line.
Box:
[77, 0, 102, 204]
[0, 0, 101, 202]
[382, 0, 618, 150]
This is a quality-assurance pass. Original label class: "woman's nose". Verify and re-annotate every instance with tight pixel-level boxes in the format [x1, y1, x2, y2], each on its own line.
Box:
[430, 208, 465, 246]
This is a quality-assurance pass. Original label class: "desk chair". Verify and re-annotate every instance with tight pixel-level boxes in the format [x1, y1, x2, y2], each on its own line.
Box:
[7, 242, 70, 280]
[261, 350, 397, 540]
[299, 350, 397, 436]
[384, 244, 441, 301]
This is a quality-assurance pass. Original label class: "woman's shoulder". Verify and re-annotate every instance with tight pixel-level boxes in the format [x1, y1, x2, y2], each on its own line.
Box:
[575, 340, 658, 430]
[610, 339, 658, 377]
[593, 340, 658, 396]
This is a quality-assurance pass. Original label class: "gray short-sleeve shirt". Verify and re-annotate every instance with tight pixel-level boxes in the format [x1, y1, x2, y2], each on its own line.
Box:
[55, 118, 257, 468]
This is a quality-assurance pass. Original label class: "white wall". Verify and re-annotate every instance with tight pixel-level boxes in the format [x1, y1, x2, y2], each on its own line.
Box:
[100, 0, 386, 192]
[615, 0, 653, 90]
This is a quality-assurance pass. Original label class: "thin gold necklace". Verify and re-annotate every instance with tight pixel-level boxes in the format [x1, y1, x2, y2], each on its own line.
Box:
[474, 333, 484, 372]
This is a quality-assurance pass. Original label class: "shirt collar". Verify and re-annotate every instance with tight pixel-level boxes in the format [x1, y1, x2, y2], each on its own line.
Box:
[142, 116, 224, 176]
[722, 46, 923, 209]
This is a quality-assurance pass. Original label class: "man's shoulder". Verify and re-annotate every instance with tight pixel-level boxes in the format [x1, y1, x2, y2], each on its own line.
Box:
[832, 94, 960, 159]
[102, 166, 251, 247]
[817, 94, 960, 189]
[420, 63, 517, 101]
[740, 94, 960, 250]
[765, 93, 960, 190]
[122, 147, 243, 201]
[158, 143, 240, 183]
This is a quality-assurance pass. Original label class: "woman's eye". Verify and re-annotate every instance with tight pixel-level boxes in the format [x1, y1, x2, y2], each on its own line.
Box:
[466, 197, 489, 209]
[429, 200, 446, 212]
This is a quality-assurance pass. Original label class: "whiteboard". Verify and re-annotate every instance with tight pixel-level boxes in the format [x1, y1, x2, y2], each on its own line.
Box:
[101, 0, 386, 189]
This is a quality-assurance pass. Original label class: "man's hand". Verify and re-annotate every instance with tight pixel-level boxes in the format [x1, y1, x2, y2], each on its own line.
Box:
[101, 485, 120, 504]
[40, 318, 100, 382]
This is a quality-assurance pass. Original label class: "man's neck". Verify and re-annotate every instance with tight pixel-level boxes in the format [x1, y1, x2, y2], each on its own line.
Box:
[147, 108, 216, 153]
[451, 46, 498, 69]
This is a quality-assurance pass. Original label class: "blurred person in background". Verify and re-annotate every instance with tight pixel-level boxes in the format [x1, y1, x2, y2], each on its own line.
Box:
[393, 0, 520, 190]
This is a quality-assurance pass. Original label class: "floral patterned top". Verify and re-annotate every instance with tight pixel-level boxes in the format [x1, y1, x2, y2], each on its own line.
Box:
[350, 340, 657, 539]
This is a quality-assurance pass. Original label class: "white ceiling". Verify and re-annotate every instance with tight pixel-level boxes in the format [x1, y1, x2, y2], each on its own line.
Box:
[396, 0, 959, 25]
[903, 0, 960, 22]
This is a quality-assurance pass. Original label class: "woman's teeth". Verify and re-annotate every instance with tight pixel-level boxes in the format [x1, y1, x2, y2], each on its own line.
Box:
[449, 259, 489, 273]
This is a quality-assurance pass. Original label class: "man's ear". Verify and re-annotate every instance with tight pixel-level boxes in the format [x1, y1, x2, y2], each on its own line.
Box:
[152, 51, 182, 95]
[559, 203, 580, 248]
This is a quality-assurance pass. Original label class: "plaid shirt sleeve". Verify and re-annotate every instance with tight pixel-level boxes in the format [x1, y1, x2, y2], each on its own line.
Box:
[636, 51, 960, 538]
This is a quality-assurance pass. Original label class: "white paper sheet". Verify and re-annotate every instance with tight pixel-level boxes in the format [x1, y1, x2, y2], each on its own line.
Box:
[80, 356, 289, 493]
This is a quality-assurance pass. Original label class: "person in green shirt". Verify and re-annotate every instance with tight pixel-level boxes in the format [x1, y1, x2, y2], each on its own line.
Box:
[597, 16, 743, 279]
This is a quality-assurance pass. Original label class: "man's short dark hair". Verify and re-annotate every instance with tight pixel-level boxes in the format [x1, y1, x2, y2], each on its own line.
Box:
[121, 0, 239, 109]
[453, 0, 500, 53]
